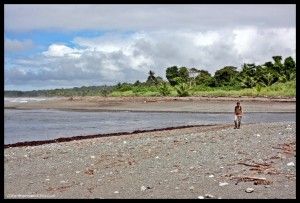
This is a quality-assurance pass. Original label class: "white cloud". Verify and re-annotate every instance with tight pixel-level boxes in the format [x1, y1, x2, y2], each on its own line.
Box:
[233, 27, 258, 55]
[233, 27, 296, 63]
[192, 32, 221, 47]
[42, 44, 82, 58]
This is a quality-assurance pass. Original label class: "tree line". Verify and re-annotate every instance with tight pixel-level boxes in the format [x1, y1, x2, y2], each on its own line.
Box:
[4, 55, 296, 97]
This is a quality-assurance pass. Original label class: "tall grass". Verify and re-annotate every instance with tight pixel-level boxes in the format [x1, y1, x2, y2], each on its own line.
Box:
[192, 80, 295, 97]
[109, 80, 295, 98]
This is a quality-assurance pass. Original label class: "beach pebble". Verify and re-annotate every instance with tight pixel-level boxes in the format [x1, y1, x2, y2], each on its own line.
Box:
[155, 156, 160, 159]
[204, 194, 214, 198]
[60, 180, 66, 184]
[45, 179, 50, 181]
[175, 187, 179, 190]
[90, 155, 95, 159]
[219, 182, 229, 187]
[189, 186, 194, 190]
[208, 175, 214, 178]
[141, 186, 147, 191]
[245, 188, 254, 193]
[114, 191, 119, 194]
[197, 196, 205, 199]
[170, 169, 178, 173]
[277, 153, 286, 159]
[256, 134, 260, 137]
[75, 171, 81, 174]
[287, 162, 295, 166]
[24, 154, 28, 158]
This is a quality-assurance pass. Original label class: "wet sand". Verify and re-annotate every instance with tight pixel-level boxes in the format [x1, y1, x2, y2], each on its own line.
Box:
[4, 96, 296, 113]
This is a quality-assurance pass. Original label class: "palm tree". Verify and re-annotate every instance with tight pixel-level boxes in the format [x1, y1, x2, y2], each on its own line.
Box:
[146, 70, 157, 85]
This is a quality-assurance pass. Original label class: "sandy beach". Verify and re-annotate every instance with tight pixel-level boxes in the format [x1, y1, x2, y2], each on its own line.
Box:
[4, 96, 296, 199]
[4, 122, 296, 199]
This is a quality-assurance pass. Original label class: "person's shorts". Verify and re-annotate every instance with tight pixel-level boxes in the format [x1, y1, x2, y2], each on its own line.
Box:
[234, 115, 242, 121]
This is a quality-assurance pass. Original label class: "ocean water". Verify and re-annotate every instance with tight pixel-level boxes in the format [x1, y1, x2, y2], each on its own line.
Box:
[4, 97, 60, 103]
[4, 109, 295, 144]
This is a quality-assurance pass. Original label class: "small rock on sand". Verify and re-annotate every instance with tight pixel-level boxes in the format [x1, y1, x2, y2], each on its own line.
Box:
[205, 194, 214, 198]
[287, 162, 295, 166]
[245, 188, 254, 193]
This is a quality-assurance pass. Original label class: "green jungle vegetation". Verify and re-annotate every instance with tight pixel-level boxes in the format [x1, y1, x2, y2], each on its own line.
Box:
[5, 56, 296, 98]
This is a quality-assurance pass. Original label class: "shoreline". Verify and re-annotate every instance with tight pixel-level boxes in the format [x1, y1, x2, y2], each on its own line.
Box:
[4, 124, 224, 148]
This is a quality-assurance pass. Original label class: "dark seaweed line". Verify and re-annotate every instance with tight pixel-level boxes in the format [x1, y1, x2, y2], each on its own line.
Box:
[4, 124, 223, 149]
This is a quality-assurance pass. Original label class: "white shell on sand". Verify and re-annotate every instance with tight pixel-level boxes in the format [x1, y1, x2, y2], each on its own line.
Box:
[219, 182, 229, 186]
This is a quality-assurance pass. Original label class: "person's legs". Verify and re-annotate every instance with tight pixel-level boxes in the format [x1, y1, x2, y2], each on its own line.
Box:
[237, 116, 242, 129]
[234, 115, 238, 129]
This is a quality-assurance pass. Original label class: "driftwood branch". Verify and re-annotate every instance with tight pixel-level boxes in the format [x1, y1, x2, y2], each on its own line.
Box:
[237, 162, 271, 167]
[231, 176, 272, 185]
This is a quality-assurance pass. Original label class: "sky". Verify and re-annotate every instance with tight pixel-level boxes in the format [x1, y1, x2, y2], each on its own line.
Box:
[4, 4, 296, 91]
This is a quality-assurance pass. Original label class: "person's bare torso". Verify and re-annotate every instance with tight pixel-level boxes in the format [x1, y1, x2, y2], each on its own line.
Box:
[235, 106, 242, 115]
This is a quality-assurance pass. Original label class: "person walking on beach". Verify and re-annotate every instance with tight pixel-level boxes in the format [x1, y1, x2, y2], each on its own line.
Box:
[234, 101, 243, 129]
